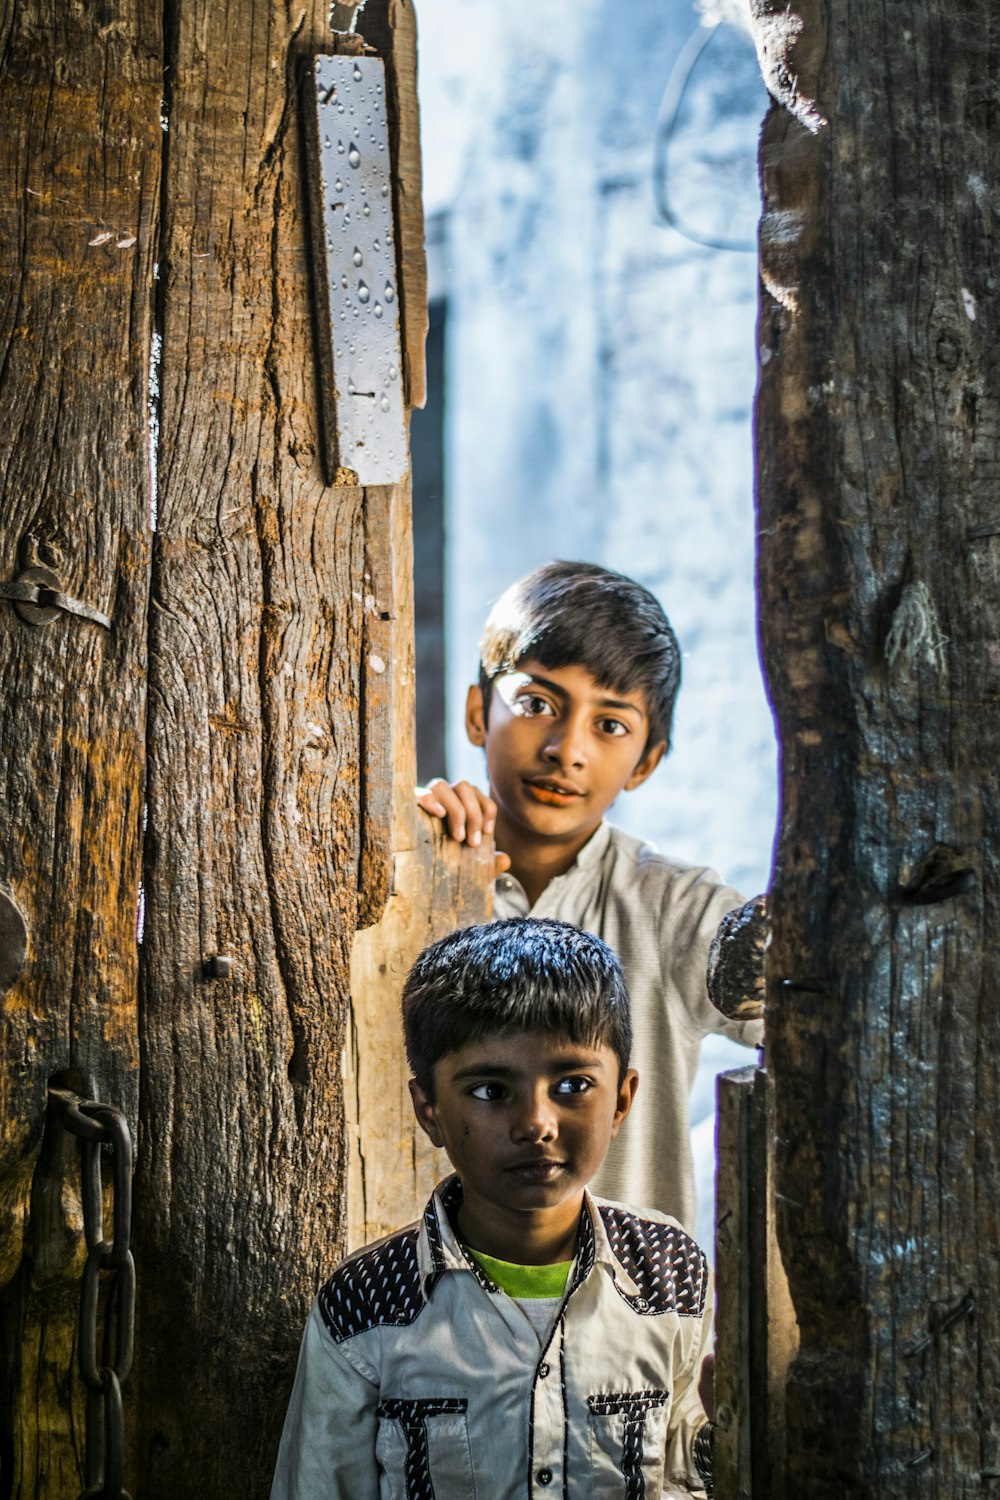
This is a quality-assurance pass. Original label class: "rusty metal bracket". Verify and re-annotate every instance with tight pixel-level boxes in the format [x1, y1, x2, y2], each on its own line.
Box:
[0, 567, 112, 629]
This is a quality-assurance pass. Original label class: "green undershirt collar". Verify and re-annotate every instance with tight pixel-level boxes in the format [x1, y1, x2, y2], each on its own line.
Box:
[465, 1246, 573, 1299]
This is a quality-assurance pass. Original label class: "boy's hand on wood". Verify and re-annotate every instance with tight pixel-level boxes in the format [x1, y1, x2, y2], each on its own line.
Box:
[416, 779, 512, 875]
[698, 1352, 715, 1421]
[706, 894, 768, 1022]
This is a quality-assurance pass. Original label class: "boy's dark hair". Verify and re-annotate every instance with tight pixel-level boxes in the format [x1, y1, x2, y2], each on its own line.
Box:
[402, 917, 632, 1097]
[477, 560, 681, 752]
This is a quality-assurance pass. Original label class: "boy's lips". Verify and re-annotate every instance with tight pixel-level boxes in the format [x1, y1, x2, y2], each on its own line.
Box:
[523, 777, 584, 805]
[506, 1157, 565, 1181]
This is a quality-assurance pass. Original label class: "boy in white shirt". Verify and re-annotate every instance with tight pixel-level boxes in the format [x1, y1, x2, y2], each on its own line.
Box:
[271, 917, 716, 1499]
[419, 561, 763, 1231]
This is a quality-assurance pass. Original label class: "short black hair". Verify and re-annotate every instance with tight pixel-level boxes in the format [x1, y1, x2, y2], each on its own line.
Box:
[402, 917, 632, 1097]
[478, 560, 681, 752]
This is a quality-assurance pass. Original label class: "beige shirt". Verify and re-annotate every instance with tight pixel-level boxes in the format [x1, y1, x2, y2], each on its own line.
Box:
[494, 821, 762, 1232]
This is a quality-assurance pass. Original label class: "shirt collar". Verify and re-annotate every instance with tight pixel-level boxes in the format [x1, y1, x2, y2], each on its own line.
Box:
[417, 1173, 638, 1299]
[493, 820, 612, 903]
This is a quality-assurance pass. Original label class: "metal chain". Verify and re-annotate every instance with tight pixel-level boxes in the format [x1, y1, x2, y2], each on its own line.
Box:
[49, 1087, 135, 1500]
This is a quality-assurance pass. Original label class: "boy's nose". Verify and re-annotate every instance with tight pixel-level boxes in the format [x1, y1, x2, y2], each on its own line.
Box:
[511, 1092, 558, 1143]
[543, 718, 587, 769]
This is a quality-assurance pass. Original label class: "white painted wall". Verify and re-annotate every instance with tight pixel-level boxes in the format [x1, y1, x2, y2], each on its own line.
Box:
[415, 0, 777, 1253]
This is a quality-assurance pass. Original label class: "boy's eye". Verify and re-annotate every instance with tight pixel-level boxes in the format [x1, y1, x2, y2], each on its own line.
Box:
[469, 1081, 508, 1101]
[514, 694, 555, 718]
[554, 1076, 593, 1096]
[597, 717, 629, 737]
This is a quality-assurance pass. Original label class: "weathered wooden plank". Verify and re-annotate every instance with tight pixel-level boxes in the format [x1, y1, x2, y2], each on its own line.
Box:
[753, 0, 1000, 1491]
[348, 464, 493, 1246]
[134, 1, 368, 1493]
[0, 1, 160, 1491]
[715, 1066, 755, 1500]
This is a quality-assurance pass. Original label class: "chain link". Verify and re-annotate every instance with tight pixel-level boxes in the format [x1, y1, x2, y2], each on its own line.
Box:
[49, 1087, 135, 1500]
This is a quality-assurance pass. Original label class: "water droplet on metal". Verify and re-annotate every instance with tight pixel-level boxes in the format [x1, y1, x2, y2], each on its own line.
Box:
[358, 282, 371, 304]
[353, 62, 363, 80]
[362, 202, 371, 217]
[337, 139, 346, 155]
[353, 246, 363, 267]
[373, 238, 381, 252]
[388, 364, 398, 381]
[373, 302, 383, 319]
[384, 281, 395, 304]
[348, 143, 361, 169]
[380, 394, 390, 412]
[381, 183, 389, 198]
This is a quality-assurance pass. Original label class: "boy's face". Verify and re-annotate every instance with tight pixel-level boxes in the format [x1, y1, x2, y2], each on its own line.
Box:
[465, 659, 665, 859]
[410, 1029, 638, 1260]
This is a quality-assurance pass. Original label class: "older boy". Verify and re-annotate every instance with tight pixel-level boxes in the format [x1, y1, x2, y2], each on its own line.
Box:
[270, 918, 716, 1500]
[418, 561, 763, 1233]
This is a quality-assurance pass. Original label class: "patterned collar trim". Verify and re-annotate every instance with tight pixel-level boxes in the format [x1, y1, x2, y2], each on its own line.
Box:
[419, 1176, 627, 1301]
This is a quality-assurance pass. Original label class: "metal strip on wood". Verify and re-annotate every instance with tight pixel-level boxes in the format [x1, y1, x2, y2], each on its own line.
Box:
[304, 54, 407, 486]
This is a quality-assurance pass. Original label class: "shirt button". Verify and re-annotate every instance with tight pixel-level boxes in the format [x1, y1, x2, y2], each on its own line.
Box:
[537, 1469, 553, 1486]
[538, 1362, 550, 1379]
[634, 1297, 648, 1311]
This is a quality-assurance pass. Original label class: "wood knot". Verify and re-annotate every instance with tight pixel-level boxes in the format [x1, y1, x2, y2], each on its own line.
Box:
[899, 845, 976, 906]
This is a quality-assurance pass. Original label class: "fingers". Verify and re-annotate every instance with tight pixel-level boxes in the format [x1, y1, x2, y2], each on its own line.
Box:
[697, 1352, 715, 1421]
[416, 779, 497, 848]
[494, 849, 512, 877]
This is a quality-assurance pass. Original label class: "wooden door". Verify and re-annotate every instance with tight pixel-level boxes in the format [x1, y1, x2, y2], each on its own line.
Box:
[0, 3, 490, 1495]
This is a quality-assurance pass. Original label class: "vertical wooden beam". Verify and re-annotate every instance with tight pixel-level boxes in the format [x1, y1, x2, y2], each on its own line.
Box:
[0, 2, 160, 1491]
[345, 0, 492, 1251]
[754, 0, 1000, 1491]
[135, 0, 370, 1490]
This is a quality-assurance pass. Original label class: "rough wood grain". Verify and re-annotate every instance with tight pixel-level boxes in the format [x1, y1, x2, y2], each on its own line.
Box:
[348, 465, 493, 1248]
[0, 2, 160, 1490]
[753, 0, 1000, 1491]
[133, 2, 369, 1492]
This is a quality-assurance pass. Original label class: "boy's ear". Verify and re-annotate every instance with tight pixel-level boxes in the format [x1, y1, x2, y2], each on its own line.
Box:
[611, 1069, 639, 1136]
[465, 684, 487, 747]
[409, 1078, 445, 1148]
[623, 739, 666, 792]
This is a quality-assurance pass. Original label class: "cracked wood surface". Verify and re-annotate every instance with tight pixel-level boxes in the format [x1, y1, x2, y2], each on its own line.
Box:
[753, 0, 1000, 1492]
[1, 1, 487, 1496]
[0, 3, 161, 1493]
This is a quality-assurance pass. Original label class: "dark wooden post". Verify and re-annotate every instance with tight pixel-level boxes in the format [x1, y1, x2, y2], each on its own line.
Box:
[1, 1, 491, 1495]
[0, 3, 160, 1493]
[754, 0, 999, 1491]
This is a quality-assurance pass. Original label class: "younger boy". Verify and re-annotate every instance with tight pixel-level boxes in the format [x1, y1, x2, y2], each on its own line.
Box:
[418, 561, 764, 1234]
[270, 917, 716, 1499]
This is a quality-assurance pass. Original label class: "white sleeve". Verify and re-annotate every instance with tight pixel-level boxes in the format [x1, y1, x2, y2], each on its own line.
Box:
[270, 1301, 382, 1500]
[663, 1271, 715, 1493]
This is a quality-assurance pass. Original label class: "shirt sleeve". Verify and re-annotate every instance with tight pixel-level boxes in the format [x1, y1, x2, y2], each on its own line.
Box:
[663, 1270, 716, 1493]
[270, 1301, 381, 1500]
[660, 865, 764, 1051]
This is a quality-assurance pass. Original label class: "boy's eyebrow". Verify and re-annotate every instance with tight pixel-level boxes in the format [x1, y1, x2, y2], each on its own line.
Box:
[520, 672, 646, 718]
[448, 1053, 610, 1082]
